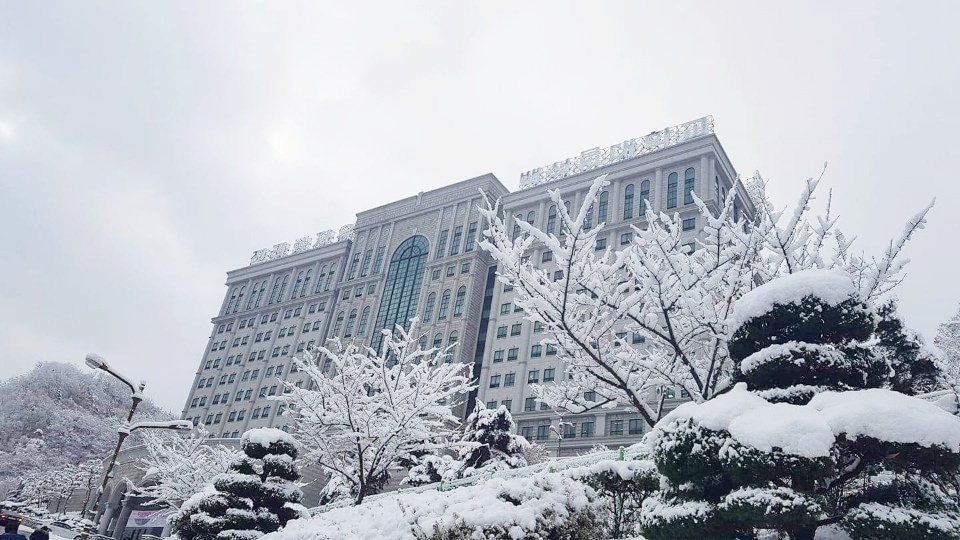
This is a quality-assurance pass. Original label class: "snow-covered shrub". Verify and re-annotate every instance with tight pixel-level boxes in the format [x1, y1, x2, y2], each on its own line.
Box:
[170, 428, 307, 540]
[456, 405, 529, 478]
[642, 271, 960, 540]
[567, 458, 659, 539]
[261, 472, 603, 540]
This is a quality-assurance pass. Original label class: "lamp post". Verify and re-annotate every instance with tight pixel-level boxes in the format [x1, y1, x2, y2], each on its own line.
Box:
[84, 353, 194, 523]
[549, 419, 572, 458]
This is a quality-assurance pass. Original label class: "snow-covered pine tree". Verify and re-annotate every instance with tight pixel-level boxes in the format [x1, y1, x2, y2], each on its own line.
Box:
[641, 269, 960, 540]
[456, 405, 529, 478]
[170, 428, 306, 540]
[935, 302, 960, 389]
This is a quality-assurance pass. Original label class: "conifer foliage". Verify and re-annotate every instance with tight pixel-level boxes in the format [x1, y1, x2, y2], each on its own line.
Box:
[171, 428, 306, 540]
[641, 270, 960, 540]
[456, 405, 529, 478]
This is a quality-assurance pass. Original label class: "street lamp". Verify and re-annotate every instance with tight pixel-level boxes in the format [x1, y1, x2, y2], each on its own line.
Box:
[549, 419, 573, 458]
[84, 353, 193, 522]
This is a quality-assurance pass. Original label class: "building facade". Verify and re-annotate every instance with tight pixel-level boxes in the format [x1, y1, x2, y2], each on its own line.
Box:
[180, 117, 754, 456]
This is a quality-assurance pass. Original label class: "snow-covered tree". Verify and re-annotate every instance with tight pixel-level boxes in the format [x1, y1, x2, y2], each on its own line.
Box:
[134, 425, 241, 510]
[170, 428, 306, 540]
[479, 172, 934, 426]
[935, 302, 960, 389]
[456, 405, 529, 478]
[641, 270, 960, 540]
[276, 321, 474, 505]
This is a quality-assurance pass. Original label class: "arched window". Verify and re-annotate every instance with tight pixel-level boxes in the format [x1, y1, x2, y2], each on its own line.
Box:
[437, 289, 451, 320]
[358, 306, 371, 336]
[333, 311, 345, 335]
[453, 286, 467, 317]
[315, 265, 327, 294]
[526, 211, 536, 227]
[419, 335, 428, 350]
[547, 205, 557, 234]
[371, 235, 430, 353]
[449, 330, 459, 345]
[225, 288, 239, 314]
[683, 167, 696, 205]
[512, 214, 523, 241]
[582, 203, 594, 230]
[301, 270, 312, 297]
[623, 184, 634, 219]
[344, 309, 358, 337]
[233, 286, 245, 313]
[666, 173, 678, 209]
[278, 274, 290, 302]
[433, 332, 443, 348]
[423, 292, 437, 324]
[246, 281, 260, 310]
[254, 280, 267, 308]
[324, 263, 338, 291]
[640, 180, 651, 215]
[597, 191, 609, 225]
[291, 271, 304, 299]
[269, 275, 285, 304]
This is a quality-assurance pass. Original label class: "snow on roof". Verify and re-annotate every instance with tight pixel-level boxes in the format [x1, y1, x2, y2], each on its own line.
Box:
[650, 384, 960, 459]
[242, 428, 297, 447]
[731, 268, 856, 329]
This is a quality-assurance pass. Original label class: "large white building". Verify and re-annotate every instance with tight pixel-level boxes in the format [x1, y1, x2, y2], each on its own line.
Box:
[180, 116, 754, 456]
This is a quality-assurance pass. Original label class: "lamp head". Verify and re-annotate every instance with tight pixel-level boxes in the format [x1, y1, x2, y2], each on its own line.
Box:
[171, 420, 194, 431]
[85, 353, 107, 370]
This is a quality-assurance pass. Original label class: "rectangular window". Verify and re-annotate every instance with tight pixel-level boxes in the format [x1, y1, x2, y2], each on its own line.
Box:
[610, 419, 624, 435]
[355, 286, 363, 297]
[243, 389, 252, 400]
[191, 398, 199, 407]
[360, 249, 373, 277]
[284, 309, 292, 319]
[218, 324, 225, 334]
[496, 326, 507, 338]
[227, 374, 236, 383]
[432, 268, 441, 280]
[232, 338, 240, 347]
[521, 426, 533, 439]
[563, 423, 576, 439]
[261, 315, 269, 324]
[507, 347, 519, 361]
[241, 336, 248, 345]
[584, 391, 596, 402]
[294, 307, 301, 317]
[198, 397, 207, 406]
[553, 270, 563, 282]
[237, 409, 246, 420]
[684, 242, 696, 253]
[242, 371, 250, 381]
[266, 366, 275, 376]
[489, 375, 501, 388]
[373, 246, 386, 274]
[543, 368, 555, 382]
[504, 373, 516, 387]
[435, 230, 449, 259]
[270, 313, 278, 322]
[278, 328, 287, 338]
[682, 217, 696, 231]
[533, 322, 544, 333]
[367, 283, 376, 294]
[228, 411, 237, 422]
[446, 265, 455, 277]
[309, 303, 317, 314]
[595, 238, 606, 250]
[235, 391, 243, 401]
[251, 369, 259, 378]
[313, 321, 321, 331]
[342, 289, 350, 300]
[272, 347, 281, 357]
[632, 332, 646, 344]
[281, 345, 290, 356]
[461, 261, 471, 273]
[528, 370, 539, 383]
[546, 344, 558, 356]
[500, 303, 511, 315]
[251, 408, 261, 419]
[541, 250, 553, 263]
[317, 302, 326, 312]
[510, 323, 521, 336]
[540, 401, 550, 410]
[501, 399, 512, 411]
[449, 226, 463, 255]
[581, 421, 595, 438]
[524, 397, 536, 411]
[530, 344, 542, 357]
[493, 350, 504, 363]
[620, 232, 633, 245]
[537, 425, 549, 440]
[303, 323, 311, 332]
[629, 419, 644, 435]
[264, 331, 272, 340]
[465, 221, 478, 252]
[347, 253, 361, 280]
[486, 400, 497, 410]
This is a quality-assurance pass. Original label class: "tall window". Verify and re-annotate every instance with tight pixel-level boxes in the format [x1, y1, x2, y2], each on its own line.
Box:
[526, 211, 536, 228]
[437, 289, 451, 320]
[449, 330, 459, 345]
[344, 309, 358, 337]
[423, 292, 437, 323]
[347, 253, 361, 280]
[358, 306, 371, 336]
[324, 263, 338, 291]
[225, 287, 239, 314]
[512, 214, 523, 241]
[371, 235, 429, 352]
[233, 286, 245, 313]
[435, 230, 448, 259]
[360, 249, 373, 277]
[640, 180, 651, 215]
[291, 271, 304, 298]
[464, 222, 478, 252]
[683, 167, 696, 205]
[582, 203, 593, 230]
[315, 265, 327, 293]
[372, 246, 386, 274]
[449, 226, 463, 256]
[453, 286, 467, 317]
[301, 270, 311, 297]
[546, 205, 557, 234]
[623, 184, 634, 219]
[333, 311, 345, 336]
[597, 191, 609, 225]
[667, 172, 678, 209]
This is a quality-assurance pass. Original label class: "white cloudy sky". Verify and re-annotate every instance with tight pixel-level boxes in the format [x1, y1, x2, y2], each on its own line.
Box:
[1, 2, 958, 412]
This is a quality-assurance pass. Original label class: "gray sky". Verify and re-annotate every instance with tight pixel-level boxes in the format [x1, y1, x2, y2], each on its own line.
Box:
[1, 1, 958, 412]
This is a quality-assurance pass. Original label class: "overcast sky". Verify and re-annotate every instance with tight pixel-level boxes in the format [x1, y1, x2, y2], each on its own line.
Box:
[1, 1, 958, 412]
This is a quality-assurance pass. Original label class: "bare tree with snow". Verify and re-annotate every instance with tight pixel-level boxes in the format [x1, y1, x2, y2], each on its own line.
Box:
[134, 425, 241, 510]
[479, 171, 934, 426]
[275, 321, 474, 505]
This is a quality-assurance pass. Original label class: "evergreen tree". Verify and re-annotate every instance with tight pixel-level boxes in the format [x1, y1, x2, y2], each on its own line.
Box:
[456, 405, 529, 478]
[935, 302, 960, 389]
[641, 269, 960, 540]
[171, 428, 306, 540]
